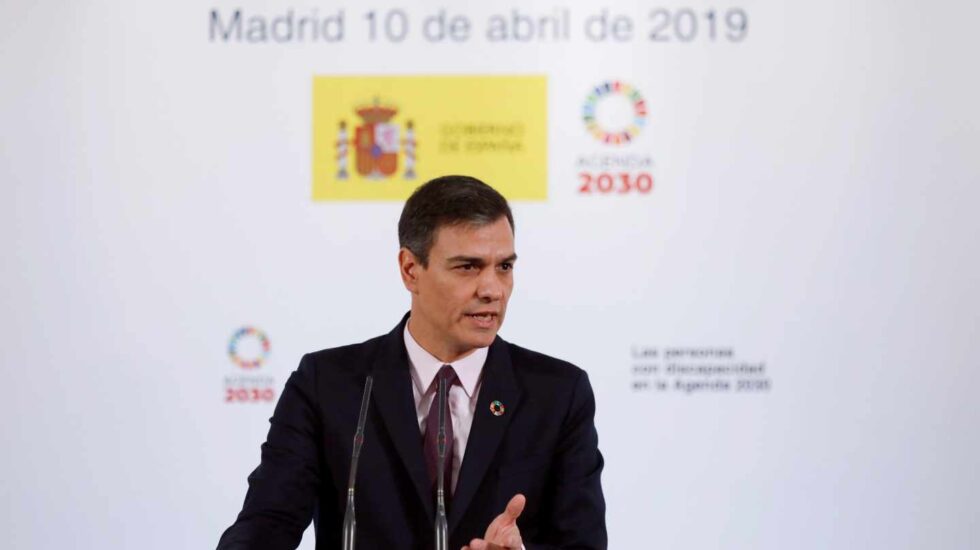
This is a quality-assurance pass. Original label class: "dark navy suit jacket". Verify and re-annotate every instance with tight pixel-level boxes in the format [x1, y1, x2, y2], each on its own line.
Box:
[217, 316, 606, 549]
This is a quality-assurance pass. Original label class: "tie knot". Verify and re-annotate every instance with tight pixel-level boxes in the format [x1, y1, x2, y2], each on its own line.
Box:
[437, 365, 459, 386]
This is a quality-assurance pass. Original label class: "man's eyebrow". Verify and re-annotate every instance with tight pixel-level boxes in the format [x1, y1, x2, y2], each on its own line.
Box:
[446, 255, 486, 265]
[445, 254, 518, 264]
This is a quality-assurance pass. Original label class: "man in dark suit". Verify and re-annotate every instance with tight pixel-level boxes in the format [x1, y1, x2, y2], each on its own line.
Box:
[218, 176, 606, 549]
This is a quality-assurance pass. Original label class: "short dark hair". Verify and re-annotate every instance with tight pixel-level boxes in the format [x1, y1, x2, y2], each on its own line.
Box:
[398, 175, 514, 266]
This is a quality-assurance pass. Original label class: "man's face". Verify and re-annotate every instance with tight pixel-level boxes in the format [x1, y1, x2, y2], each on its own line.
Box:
[400, 216, 516, 362]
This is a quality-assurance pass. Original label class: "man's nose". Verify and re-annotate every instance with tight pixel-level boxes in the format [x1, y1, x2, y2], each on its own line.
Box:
[476, 271, 504, 302]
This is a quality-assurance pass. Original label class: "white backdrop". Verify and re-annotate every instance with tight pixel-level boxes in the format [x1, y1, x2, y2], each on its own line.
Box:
[2, 1, 979, 548]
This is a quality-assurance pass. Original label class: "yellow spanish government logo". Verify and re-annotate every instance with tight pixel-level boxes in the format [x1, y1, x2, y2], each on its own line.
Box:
[312, 75, 547, 201]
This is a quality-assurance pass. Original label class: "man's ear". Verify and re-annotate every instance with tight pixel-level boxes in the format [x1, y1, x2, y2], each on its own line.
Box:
[398, 248, 421, 293]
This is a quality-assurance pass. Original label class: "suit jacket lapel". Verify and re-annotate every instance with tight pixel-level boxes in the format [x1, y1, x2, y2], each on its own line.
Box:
[449, 337, 522, 534]
[370, 315, 434, 521]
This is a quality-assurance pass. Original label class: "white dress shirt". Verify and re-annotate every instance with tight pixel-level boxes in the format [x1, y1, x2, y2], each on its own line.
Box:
[404, 323, 486, 494]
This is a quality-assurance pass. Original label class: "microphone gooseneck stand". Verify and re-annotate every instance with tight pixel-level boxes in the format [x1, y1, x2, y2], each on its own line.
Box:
[434, 376, 450, 550]
[341, 375, 374, 550]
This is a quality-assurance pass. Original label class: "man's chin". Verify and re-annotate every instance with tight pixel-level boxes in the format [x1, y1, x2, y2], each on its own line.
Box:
[460, 329, 498, 351]
[471, 333, 497, 348]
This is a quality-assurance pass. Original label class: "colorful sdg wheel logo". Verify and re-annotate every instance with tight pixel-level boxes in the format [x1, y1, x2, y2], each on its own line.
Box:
[582, 81, 647, 145]
[228, 326, 271, 370]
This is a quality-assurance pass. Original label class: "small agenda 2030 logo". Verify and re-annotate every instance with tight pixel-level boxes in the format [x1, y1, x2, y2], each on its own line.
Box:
[225, 326, 276, 403]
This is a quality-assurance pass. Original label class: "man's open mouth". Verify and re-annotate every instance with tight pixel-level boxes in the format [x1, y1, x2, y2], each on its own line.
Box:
[466, 313, 497, 321]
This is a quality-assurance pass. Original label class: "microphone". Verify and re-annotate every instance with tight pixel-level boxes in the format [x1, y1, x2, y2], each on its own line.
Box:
[434, 375, 449, 550]
[341, 375, 374, 550]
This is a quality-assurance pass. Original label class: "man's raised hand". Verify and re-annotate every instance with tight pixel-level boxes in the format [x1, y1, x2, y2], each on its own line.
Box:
[461, 493, 526, 550]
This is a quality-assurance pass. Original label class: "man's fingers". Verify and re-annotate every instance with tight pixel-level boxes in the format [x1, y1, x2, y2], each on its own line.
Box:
[504, 493, 526, 521]
[475, 496, 525, 549]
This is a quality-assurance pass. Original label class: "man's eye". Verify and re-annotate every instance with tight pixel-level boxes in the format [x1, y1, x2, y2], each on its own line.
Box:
[500, 262, 513, 271]
[457, 264, 476, 271]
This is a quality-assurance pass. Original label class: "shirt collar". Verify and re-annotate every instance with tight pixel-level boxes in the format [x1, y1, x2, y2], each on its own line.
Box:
[403, 321, 487, 398]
